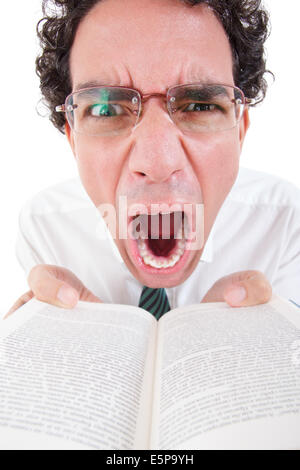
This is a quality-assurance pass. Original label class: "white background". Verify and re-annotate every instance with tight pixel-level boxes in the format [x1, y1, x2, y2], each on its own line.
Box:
[0, 0, 299, 315]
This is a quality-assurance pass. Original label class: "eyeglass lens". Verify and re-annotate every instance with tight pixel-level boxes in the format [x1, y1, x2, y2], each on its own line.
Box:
[65, 85, 245, 136]
[67, 87, 140, 136]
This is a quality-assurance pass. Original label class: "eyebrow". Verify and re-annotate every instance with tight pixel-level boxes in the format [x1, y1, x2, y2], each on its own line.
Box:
[75, 80, 109, 91]
[176, 85, 230, 101]
[75, 87, 137, 103]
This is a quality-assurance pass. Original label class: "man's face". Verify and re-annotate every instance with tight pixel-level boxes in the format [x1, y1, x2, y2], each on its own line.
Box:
[67, 0, 249, 288]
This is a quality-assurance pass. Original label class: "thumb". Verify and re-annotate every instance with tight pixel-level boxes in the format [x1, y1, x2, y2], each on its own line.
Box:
[224, 271, 272, 307]
[202, 270, 272, 307]
[28, 265, 101, 309]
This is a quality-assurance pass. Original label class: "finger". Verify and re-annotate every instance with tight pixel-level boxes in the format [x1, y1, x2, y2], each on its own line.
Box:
[78, 289, 102, 303]
[49, 265, 102, 304]
[201, 281, 227, 303]
[224, 271, 272, 307]
[202, 270, 272, 307]
[28, 265, 80, 309]
[4, 291, 34, 319]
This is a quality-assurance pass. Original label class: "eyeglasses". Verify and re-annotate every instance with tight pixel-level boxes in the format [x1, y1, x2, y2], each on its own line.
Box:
[56, 83, 254, 137]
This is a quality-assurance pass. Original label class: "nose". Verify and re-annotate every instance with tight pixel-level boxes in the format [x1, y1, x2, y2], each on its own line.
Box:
[128, 101, 187, 184]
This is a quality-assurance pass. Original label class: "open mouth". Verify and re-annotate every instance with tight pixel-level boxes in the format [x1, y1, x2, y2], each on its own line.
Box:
[129, 211, 190, 270]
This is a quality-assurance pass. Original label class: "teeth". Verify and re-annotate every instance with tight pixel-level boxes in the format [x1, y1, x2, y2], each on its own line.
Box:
[178, 239, 186, 250]
[138, 241, 147, 250]
[137, 238, 186, 269]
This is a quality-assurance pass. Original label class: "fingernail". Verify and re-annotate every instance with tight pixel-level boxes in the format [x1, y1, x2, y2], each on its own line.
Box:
[226, 286, 247, 306]
[57, 285, 78, 306]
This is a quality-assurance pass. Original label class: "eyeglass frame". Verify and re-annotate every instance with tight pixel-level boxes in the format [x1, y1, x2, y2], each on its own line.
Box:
[56, 83, 255, 135]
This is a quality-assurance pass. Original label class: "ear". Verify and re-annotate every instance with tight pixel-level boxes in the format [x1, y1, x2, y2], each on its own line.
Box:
[65, 122, 77, 159]
[239, 107, 250, 151]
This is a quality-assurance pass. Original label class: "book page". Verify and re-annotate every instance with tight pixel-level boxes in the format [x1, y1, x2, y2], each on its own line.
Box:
[0, 299, 156, 450]
[151, 296, 300, 449]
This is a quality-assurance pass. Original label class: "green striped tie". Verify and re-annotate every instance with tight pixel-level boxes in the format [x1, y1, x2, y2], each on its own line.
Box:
[139, 286, 171, 320]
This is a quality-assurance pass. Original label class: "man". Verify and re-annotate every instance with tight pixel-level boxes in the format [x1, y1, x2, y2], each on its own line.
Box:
[7, 0, 300, 317]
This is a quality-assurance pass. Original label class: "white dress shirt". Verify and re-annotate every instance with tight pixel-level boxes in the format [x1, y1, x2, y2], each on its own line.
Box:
[16, 167, 300, 308]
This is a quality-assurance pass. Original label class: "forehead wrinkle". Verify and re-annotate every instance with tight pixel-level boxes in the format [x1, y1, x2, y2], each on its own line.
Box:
[128, 61, 224, 95]
[179, 61, 232, 87]
[72, 63, 134, 92]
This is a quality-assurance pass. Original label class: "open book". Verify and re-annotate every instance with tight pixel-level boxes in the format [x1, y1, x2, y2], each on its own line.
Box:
[0, 296, 299, 450]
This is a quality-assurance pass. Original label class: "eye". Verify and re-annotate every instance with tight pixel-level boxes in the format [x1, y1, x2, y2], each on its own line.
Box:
[183, 103, 218, 112]
[89, 103, 124, 117]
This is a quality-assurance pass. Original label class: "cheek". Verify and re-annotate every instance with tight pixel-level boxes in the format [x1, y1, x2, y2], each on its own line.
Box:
[184, 131, 240, 230]
[203, 136, 240, 198]
[73, 136, 121, 207]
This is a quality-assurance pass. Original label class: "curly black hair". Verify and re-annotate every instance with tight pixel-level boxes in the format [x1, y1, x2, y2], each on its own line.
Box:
[36, 0, 271, 133]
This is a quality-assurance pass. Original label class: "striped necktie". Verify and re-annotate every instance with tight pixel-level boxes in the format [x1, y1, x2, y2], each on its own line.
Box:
[139, 286, 171, 320]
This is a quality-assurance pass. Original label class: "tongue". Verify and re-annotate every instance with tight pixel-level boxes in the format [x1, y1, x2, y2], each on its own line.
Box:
[148, 238, 176, 257]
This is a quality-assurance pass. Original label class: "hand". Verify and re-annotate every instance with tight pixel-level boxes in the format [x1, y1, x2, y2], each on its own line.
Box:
[201, 270, 272, 307]
[5, 264, 101, 318]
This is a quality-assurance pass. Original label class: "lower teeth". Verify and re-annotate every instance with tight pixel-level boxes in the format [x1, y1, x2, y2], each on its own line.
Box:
[137, 238, 186, 269]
